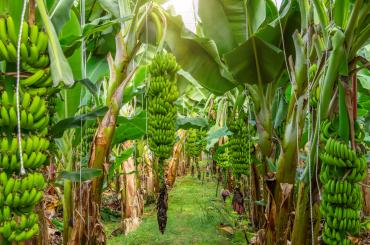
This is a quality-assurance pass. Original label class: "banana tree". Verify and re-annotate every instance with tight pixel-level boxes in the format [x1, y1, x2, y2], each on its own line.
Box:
[116, 140, 142, 235]
[109, 105, 147, 235]
[66, 1, 173, 243]
[292, 0, 370, 243]
[160, 0, 302, 242]
[210, 88, 263, 228]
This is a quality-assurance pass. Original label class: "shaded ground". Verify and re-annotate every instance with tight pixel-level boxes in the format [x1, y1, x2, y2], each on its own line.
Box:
[104, 176, 234, 245]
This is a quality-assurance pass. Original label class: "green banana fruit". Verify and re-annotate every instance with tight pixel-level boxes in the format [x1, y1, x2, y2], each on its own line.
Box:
[6, 42, 17, 61]
[6, 16, 17, 45]
[36, 32, 48, 53]
[0, 39, 10, 60]
[21, 69, 45, 87]
[0, 18, 7, 42]
[21, 21, 29, 44]
[29, 95, 41, 114]
[28, 45, 40, 64]
[29, 24, 39, 44]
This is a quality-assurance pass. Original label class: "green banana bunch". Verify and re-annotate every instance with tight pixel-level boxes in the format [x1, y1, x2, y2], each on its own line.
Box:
[228, 116, 254, 177]
[308, 64, 320, 107]
[320, 119, 365, 144]
[0, 212, 38, 235]
[0, 14, 54, 243]
[320, 133, 366, 244]
[20, 69, 52, 88]
[309, 84, 321, 108]
[147, 52, 179, 234]
[0, 105, 49, 131]
[0, 218, 39, 242]
[0, 91, 50, 131]
[0, 173, 45, 193]
[215, 144, 231, 169]
[0, 172, 44, 227]
[147, 53, 179, 159]
[0, 16, 49, 69]
[0, 206, 11, 221]
[320, 120, 338, 143]
[185, 128, 202, 157]
[0, 17, 17, 45]
[0, 135, 50, 155]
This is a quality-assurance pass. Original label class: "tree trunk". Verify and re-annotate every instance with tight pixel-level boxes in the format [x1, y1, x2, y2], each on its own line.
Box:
[176, 151, 186, 177]
[196, 159, 201, 180]
[35, 202, 49, 245]
[167, 131, 186, 187]
[143, 145, 155, 197]
[250, 163, 264, 229]
[146, 166, 155, 197]
[266, 93, 306, 245]
[362, 171, 370, 215]
[191, 157, 195, 177]
[291, 182, 309, 244]
[68, 60, 136, 244]
[291, 111, 320, 244]
[63, 133, 74, 245]
[117, 142, 144, 235]
[227, 168, 233, 191]
[63, 172, 73, 244]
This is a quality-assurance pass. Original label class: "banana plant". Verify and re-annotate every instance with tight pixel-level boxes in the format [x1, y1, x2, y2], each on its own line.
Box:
[292, 0, 370, 243]
[38, 1, 122, 243]
[147, 1, 369, 243]
[67, 1, 172, 243]
[158, 0, 301, 243]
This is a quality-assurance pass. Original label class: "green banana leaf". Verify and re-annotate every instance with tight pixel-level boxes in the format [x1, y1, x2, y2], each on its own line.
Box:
[224, 36, 284, 84]
[206, 125, 232, 151]
[98, 0, 120, 18]
[164, 13, 237, 95]
[246, 0, 267, 34]
[224, 0, 299, 85]
[52, 107, 109, 138]
[178, 69, 210, 102]
[50, 0, 75, 33]
[113, 110, 147, 145]
[221, 0, 247, 44]
[87, 56, 109, 84]
[109, 147, 134, 180]
[198, 0, 238, 55]
[61, 168, 103, 182]
[37, 0, 75, 87]
[176, 117, 208, 130]
[123, 65, 147, 103]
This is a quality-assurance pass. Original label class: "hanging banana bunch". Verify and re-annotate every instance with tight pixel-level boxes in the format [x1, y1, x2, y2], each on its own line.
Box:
[81, 126, 96, 154]
[228, 116, 253, 177]
[0, 15, 55, 243]
[199, 128, 207, 151]
[215, 144, 230, 169]
[308, 64, 320, 108]
[147, 52, 179, 234]
[185, 128, 206, 179]
[77, 105, 98, 159]
[0, 16, 49, 69]
[319, 111, 367, 242]
[185, 128, 201, 158]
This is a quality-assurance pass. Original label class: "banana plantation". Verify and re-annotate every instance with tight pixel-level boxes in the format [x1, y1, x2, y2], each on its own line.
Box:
[0, 0, 369, 244]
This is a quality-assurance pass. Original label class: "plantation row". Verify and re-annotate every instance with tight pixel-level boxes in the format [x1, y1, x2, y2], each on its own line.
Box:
[0, 0, 369, 244]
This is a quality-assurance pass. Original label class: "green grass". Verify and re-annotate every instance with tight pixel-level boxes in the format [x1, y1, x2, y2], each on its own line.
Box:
[104, 176, 232, 245]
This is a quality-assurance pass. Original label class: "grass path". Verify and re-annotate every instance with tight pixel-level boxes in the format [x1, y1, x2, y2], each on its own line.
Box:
[105, 176, 232, 245]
